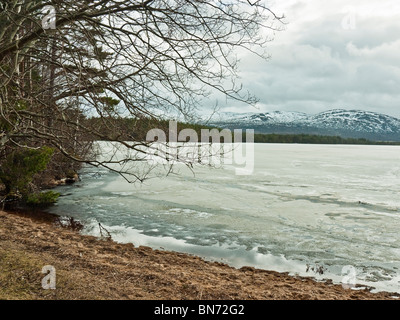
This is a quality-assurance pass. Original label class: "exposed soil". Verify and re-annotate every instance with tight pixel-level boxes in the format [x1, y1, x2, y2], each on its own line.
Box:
[0, 210, 398, 300]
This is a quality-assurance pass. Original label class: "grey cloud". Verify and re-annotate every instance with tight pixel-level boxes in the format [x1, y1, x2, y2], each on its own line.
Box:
[212, 1, 400, 118]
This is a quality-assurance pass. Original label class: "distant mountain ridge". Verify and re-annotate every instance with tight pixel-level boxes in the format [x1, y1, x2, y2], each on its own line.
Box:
[208, 109, 400, 141]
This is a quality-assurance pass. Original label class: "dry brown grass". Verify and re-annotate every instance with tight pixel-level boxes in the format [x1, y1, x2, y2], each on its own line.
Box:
[0, 210, 398, 300]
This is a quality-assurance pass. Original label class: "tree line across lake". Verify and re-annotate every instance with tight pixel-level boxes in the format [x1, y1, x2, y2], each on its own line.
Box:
[99, 117, 400, 145]
[252, 133, 400, 145]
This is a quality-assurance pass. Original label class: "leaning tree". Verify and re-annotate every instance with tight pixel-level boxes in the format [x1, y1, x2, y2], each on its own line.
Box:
[0, 0, 284, 183]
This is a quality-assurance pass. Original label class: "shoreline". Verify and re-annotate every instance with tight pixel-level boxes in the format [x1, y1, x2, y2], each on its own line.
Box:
[1, 209, 398, 300]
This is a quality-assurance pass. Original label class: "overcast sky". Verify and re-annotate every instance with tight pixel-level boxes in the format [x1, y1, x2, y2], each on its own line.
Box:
[215, 0, 400, 118]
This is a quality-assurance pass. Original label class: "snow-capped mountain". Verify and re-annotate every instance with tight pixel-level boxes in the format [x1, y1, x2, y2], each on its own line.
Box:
[210, 110, 309, 124]
[208, 109, 400, 141]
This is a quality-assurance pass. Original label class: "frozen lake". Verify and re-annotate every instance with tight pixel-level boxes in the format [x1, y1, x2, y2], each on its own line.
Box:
[48, 143, 400, 293]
